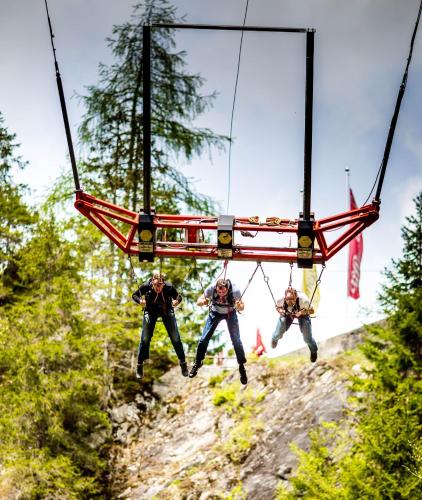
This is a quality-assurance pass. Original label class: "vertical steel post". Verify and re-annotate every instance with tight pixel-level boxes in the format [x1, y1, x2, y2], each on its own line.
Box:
[303, 29, 315, 220]
[142, 25, 151, 214]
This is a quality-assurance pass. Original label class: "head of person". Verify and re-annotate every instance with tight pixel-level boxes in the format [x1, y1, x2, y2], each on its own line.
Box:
[215, 278, 230, 298]
[151, 272, 165, 292]
[284, 287, 297, 305]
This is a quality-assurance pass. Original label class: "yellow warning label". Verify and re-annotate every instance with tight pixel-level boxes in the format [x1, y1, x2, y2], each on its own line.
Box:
[298, 235, 312, 248]
[218, 232, 232, 245]
[140, 229, 153, 242]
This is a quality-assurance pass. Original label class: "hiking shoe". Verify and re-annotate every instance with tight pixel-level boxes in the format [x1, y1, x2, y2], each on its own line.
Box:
[180, 362, 189, 377]
[189, 362, 202, 378]
[135, 363, 144, 379]
[310, 351, 318, 363]
[239, 364, 248, 385]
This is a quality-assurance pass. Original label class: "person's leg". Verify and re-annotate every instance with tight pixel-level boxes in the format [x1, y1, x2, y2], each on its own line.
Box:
[136, 312, 157, 378]
[299, 316, 318, 361]
[162, 312, 186, 362]
[162, 312, 188, 376]
[226, 312, 248, 384]
[271, 315, 292, 348]
[189, 311, 221, 377]
[137, 312, 157, 363]
[226, 313, 247, 365]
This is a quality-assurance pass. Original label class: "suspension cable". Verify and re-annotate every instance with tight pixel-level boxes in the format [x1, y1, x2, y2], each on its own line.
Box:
[366, 0, 422, 205]
[288, 262, 294, 287]
[128, 255, 142, 287]
[258, 262, 277, 306]
[44, 0, 81, 192]
[226, 0, 250, 213]
[239, 261, 260, 300]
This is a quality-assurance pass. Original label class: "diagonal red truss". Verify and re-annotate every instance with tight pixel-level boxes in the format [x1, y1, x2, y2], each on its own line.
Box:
[75, 191, 379, 263]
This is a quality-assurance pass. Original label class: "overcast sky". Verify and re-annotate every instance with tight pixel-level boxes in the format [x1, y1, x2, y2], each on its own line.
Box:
[1, 0, 422, 356]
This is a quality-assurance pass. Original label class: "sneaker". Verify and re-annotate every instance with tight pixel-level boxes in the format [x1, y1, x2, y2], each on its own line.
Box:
[189, 361, 202, 378]
[310, 351, 318, 363]
[135, 363, 144, 379]
[239, 364, 248, 385]
[180, 362, 189, 377]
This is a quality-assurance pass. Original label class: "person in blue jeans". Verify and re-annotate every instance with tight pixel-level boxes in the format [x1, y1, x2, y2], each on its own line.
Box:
[271, 287, 318, 362]
[132, 272, 188, 379]
[189, 278, 248, 385]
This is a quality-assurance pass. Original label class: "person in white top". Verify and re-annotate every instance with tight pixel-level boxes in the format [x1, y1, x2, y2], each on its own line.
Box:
[189, 278, 248, 384]
[271, 287, 318, 362]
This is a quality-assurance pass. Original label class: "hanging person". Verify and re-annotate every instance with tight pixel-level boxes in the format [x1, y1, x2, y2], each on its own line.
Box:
[189, 278, 248, 385]
[271, 287, 318, 362]
[132, 272, 189, 379]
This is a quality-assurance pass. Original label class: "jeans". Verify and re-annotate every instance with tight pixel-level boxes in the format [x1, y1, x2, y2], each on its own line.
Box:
[272, 315, 318, 353]
[137, 310, 185, 364]
[195, 310, 246, 365]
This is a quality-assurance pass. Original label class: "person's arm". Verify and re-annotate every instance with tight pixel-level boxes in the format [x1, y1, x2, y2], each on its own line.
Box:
[232, 286, 244, 312]
[234, 299, 244, 312]
[132, 283, 147, 306]
[197, 294, 209, 307]
[170, 285, 182, 307]
[296, 295, 314, 316]
[275, 298, 285, 315]
[197, 286, 212, 306]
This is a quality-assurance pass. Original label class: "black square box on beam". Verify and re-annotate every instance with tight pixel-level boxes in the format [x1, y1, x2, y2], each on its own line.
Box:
[217, 215, 234, 259]
[138, 211, 155, 262]
[297, 215, 314, 269]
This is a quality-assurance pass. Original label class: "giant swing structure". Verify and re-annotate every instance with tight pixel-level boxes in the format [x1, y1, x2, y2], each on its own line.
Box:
[45, 3, 422, 271]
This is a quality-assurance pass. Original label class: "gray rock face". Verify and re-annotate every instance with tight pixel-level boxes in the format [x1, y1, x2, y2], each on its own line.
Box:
[109, 330, 365, 499]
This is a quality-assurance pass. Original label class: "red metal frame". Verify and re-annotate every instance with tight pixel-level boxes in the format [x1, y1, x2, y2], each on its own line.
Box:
[75, 191, 379, 264]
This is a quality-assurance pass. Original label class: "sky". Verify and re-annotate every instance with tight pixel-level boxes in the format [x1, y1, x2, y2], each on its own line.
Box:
[1, 0, 422, 357]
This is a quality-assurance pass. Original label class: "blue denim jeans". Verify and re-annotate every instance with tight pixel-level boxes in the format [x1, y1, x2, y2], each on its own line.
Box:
[137, 311, 185, 363]
[272, 315, 318, 353]
[195, 310, 247, 365]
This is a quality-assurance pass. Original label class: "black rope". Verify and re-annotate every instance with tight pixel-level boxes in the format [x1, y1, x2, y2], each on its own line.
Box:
[366, 0, 422, 205]
[226, 0, 250, 213]
[44, 0, 81, 192]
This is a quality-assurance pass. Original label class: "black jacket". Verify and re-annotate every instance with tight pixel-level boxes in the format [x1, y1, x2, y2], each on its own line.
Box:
[132, 280, 181, 316]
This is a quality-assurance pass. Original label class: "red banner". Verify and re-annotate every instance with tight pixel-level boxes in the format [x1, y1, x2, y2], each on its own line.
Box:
[348, 189, 363, 299]
[254, 329, 266, 357]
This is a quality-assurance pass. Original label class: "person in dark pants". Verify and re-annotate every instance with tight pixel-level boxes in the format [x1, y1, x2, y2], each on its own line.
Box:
[189, 278, 248, 385]
[271, 287, 318, 362]
[132, 272, 188, 379]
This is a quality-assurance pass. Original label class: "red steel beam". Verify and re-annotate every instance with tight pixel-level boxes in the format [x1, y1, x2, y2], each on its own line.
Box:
[74, 191, 379, 264]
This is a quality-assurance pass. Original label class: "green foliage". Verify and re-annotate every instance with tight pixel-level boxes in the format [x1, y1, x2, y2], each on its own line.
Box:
[226, 482, 247, 500]
[276, 194, 422, 499]
[78, 0, 224, 214]
[208, 370, 229, 387]
[212, 380, 266, 464]
[0, 112, 37, 303]
[0, 216, 111, 497]
[380, 191, 422, 312]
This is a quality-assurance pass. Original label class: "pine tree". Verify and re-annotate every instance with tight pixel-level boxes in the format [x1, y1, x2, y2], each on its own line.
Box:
[78, 0, 223, 214]
[380, 191, 422, 313]
[0, 112, 37, 303]
[66, 0, 222, 369]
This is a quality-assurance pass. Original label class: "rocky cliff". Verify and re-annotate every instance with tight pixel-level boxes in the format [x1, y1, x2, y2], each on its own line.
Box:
[109, 328, 367, 499]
